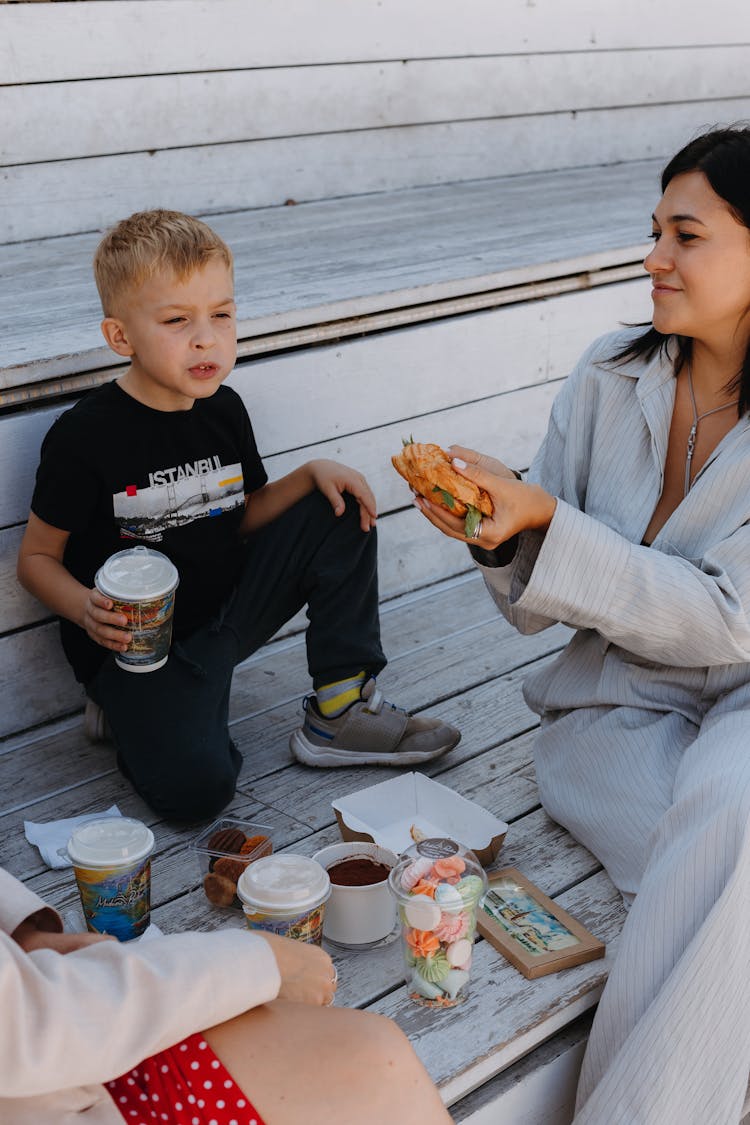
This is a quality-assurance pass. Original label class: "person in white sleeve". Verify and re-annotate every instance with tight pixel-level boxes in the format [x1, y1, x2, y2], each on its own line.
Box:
[0, 867, 452, 1125]
[415, 124, 750, 1124]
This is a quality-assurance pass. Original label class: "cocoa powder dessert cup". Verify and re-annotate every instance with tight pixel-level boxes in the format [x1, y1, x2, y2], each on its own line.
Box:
[66, 817, 155, 942]
[313, 841, 398, 948]
[95, 546, 179, 673]
[388, 837, 488, 1008]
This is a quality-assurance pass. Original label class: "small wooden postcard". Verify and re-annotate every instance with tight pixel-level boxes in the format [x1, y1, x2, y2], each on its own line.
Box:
[477, 867, 606, 979]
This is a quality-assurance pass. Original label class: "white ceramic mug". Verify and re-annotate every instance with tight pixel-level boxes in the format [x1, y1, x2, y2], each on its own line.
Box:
[313, 841, 398, 947]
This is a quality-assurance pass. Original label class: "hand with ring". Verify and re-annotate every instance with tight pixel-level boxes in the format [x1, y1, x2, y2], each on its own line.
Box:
[259, 932, 339, 1006]
[325, 965, 339, 1007]
[412, 444, 557, 549]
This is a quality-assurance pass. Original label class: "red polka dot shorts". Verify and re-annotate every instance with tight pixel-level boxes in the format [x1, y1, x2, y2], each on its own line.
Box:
[107, 1032, 267, 1125]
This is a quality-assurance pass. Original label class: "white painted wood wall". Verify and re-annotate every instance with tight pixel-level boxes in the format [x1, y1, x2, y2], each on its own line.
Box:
[2, 0, 749, 242]
[1, 0, 743, 738]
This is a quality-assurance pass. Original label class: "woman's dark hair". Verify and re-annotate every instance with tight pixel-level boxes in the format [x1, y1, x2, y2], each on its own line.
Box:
[612, 125, 750, 416]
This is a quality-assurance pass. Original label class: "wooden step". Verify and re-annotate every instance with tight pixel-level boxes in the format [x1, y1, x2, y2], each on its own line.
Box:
[1, 162, 655, 396]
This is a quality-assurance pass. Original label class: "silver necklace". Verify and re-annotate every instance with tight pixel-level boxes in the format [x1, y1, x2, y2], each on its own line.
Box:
[684, 362, 738, 497]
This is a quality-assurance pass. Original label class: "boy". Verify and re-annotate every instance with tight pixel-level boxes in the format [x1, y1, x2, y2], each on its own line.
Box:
[17, 210, 459, 823]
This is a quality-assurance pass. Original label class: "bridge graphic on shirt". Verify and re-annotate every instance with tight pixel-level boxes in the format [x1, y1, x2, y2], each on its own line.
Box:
[113, 462, 244, 542]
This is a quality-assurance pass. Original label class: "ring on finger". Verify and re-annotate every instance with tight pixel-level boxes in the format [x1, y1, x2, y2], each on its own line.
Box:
[471, 519, 484, 540]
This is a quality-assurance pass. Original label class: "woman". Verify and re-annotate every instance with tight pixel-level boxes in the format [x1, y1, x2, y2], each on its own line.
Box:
[0, 867, 451, 1125]
[416, 125, 750, 1123]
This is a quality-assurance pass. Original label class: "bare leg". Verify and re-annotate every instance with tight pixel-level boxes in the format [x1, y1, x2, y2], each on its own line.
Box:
[204, 998, 453, 1125]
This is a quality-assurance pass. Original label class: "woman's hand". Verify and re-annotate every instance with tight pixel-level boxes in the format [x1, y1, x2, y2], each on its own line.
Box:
[12, 917, 115, 954]
[81, 587, 132, 653]
[447, 445, 517, 481]
[414, 445, 557, 549]
[260, 932, 338, 1006]
[309, 459, 377, 532]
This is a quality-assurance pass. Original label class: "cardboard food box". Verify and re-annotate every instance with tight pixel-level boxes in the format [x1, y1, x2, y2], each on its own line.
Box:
[332, 772, 508, 866]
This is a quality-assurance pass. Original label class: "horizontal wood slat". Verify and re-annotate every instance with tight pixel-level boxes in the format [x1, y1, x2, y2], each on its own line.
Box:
[0, 278, 650, 529]
[4, 99, 745, 245]
[4, 100, 742, 244]
[1, 163, 655, 387]
[7, 47, 750, 166]
[3, 0, 748, 83]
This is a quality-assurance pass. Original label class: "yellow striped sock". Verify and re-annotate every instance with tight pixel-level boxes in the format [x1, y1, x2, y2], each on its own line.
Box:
[316, 672, 367, 717]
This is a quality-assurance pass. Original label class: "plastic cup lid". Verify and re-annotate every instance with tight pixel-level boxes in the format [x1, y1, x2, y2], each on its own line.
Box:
[67, 817, 155, 869]
[95, 546, 179, 601]
[237, 854, 330, 913]
[388, 837, 488, 902]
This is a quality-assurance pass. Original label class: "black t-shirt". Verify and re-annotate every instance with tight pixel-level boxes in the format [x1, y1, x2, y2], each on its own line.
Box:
[32, 382, 267, 684]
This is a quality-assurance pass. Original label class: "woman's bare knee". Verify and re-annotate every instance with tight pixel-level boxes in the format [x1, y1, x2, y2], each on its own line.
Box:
[204, 1001, 451, 1125]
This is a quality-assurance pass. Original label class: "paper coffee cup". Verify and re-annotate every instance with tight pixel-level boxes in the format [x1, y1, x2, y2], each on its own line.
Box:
[67, 817, 155, 941]
[95, 546, 179, 672]
[237, 854, 331, 944]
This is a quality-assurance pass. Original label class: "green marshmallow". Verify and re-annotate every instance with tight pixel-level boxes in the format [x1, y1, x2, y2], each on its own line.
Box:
[415, 950, 450, 984]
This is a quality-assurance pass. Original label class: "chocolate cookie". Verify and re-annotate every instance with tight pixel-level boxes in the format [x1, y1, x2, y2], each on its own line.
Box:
[206, 827, 246, 855]
[203, 872, 237, 907]
[213, 855, 247, 883]
[239, 834, 272, 858]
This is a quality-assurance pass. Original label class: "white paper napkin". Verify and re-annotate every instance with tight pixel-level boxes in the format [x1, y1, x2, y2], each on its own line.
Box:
[24, 805, 123, 869]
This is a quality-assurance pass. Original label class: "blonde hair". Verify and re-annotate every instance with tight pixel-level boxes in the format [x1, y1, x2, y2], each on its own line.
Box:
[93, 209, 234, 316]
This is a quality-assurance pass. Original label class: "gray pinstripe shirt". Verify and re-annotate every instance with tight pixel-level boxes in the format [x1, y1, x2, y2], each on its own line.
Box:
[478, 329, 750, 719]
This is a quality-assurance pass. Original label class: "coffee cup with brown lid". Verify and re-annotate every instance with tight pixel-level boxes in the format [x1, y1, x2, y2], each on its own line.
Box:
[312, 841, 398, 948]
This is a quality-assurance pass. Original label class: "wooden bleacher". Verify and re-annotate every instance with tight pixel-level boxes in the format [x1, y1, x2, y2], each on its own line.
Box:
[3, 3, 750, 1120]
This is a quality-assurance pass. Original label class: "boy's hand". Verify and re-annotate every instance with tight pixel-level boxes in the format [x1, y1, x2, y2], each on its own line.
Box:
[82, 587, 132, 653]
[309, 459, 377, 532]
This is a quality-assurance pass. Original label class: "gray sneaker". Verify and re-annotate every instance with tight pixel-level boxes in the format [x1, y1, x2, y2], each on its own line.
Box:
[289, 678, 460, 767]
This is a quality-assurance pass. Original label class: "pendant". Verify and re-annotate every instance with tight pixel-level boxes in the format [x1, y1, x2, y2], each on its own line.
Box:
[684, 423, 697, 497]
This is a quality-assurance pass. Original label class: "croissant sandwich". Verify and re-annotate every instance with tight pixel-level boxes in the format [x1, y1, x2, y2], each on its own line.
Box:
[391, 439, 493, 537]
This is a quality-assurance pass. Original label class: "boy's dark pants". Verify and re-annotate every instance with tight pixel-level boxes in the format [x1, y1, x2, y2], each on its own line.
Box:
[88, 492, 386, 822]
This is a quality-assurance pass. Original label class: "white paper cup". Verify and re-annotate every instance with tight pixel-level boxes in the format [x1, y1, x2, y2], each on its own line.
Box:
[237, 854, 331, 944]
[313, 841, 398, 947]
[67, 817, 155, 941]
[95, 546, 179, 673]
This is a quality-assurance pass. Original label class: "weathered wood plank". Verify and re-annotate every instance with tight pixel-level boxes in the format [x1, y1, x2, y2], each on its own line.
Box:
[4, 0, 747, 83]
[0, 623, 83, 739]
[0, 581, 568, 820]
[18, 731, 600, 1013]
[8, 48, 749, 165]
[0, 102, 711, 243]
[0, 525, 45, 630]
[0, 277, 649, 514]
[1, 336, 569, 623]
[1, 501, 559, 736]
[450, 1014, 591, 1124]
[0, 667, 557, 904]
[0, 378, 562, 632]
[0, 570, 505, 797]
[127, 791, 602, 1012]
[1, 170, 653, 389]
[0, 511, 618, 1112]
[0, 403, 60, 529]
[368, 869, 623, 1104]
[238, 651, 565, 819]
